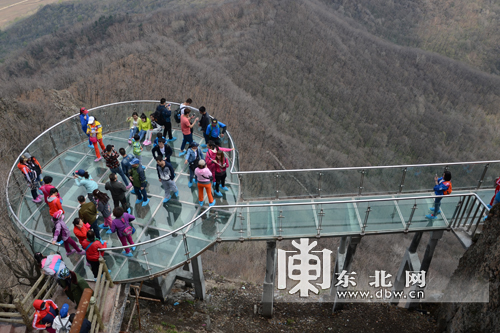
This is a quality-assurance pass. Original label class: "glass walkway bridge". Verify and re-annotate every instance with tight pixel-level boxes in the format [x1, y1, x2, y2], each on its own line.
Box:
[6, 101, 496, 283]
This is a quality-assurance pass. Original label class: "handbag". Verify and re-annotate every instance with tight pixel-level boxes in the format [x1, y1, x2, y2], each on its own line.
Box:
[89, 136, 97, 143]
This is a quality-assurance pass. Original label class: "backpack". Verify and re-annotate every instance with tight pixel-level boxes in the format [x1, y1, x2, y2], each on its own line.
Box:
[207, 123, 221, 138]
[442, 181, 452, 195]
[174, 107, 183, 124]
[121, 218, 136, 236]
[56, 315, 71, 333]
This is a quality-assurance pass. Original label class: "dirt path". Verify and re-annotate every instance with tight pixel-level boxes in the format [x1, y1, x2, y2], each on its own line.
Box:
[0, 0, 66, 29]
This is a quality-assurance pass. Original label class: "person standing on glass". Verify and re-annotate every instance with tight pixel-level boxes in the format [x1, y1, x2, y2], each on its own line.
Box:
[205, 118, 227, 147]
[198, 106, 211, 151]
[155, 98, 176, 142]
[87, 116, 106, 162]
[179, 109, 198, 157]
[78, 195, 100, 240]
[79, 107, 93, 148]
[128, 158, 150, 206]
[156, 156, 179, 203]
[426, 171, 452, 220]
[103, 145, 132, 189]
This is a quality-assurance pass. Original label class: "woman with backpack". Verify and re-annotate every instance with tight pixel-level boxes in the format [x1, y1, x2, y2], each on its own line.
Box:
[51, 210, 85, 256]
[17, 154, 42, 203]
[79, 107, 93, 148]
[34, 252, 67, 278]
[92, 189, 113, 232]
[81, 230, 108, 278]
[73, 169, 98, 203]
[86, 116, 106, 162]
[110, 207, 136, 257]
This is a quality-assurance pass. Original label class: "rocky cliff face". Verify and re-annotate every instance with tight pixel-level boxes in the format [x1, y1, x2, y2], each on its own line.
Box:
[438, 204, 500, 332]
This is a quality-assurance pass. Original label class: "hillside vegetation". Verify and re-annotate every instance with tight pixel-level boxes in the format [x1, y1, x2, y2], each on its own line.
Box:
[0, 0, 499, 172]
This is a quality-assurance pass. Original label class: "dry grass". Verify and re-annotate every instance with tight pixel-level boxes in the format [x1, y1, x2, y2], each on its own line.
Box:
[0, 0, 64, 29]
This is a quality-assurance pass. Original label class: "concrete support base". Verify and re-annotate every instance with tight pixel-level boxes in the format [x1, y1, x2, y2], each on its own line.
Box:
[331, 236, 361, 313]
[261, 241, 277, 318]
[141, 256, 206, 302]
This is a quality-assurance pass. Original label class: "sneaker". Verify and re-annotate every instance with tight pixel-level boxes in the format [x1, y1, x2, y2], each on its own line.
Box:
[122, 250, 133, 257]
[487, 204, 492, 209]
[174, 191, 179, 198]
[78, 250, 86, 255]
[88, 144, 94, 148]
[131, 246, 136, 251]
[98, 224, 109, 229]
[144, 140, 151, 146]
[199, 200, 204, 206]
[142, 166, 146, 169]
[188, 181, 193, 188]
[429, 207, 441, 214]
[163, 197, 171, 203]
[214, 191, 223, 197]
[32, 197, 42, 203]
[209, 200, 215, 207]
[126, 208, 131, 214]
[94, 157, 102, 162]
[56, 240, 64, 246]
[201, 144, 207, 148]
[425, 214, 437, 220]
[220, 186, 229, 191]
[131, 189, 136, 194]
[66, 249, 76, 256]
[128, 139, 132, 144]
[126, 183, 133, 190]
[193, 179, 197, 184]
[135, 199, 143, 204]
[213, 182, 216, 187]
[179, 150, 186, 157]
[106, 229, 113, 234]
[142, 198, 150, 206]
[168, 137, 177, 142]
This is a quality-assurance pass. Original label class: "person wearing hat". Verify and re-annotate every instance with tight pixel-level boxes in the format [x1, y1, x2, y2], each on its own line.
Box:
[194, 159, 215, 207]
[184, 142, 204, 188]
[128, 158, 149, 206]
[57, 269, 91, 307]
[102, 145, 132, 189]
[73, 169, 98, 203]
[79, 107, 93, 148]
[86, 116, 105, 162]
[52, 210, 85, 256]
[52, 303, 71, 333]
[205, 118, 227, 147]
[32, 299, 58, 332]
[17, 154, 42, 203]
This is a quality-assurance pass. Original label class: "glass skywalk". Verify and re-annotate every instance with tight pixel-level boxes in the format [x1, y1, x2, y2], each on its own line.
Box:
[6, 101, 496, 282]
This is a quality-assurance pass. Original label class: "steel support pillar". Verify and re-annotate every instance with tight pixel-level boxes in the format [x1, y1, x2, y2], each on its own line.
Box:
[331, 236, 362, 313]
[262, 241, 277, 318]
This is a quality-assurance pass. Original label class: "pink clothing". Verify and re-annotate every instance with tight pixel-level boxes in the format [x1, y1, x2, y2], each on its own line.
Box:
[205, 147, 231, 175]
[39, 184, 60, 204]
[180, 115, 191, 135]
[194, 167, 213, 184]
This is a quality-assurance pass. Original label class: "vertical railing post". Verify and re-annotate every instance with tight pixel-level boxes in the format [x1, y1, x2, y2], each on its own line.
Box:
[476, 163, 489, 190]
[358, 170, 366, 196]
[448, 198, 464, 228]
[275, 174, 280, 200]
[238, 210, 245, 242]
[361, 206, 370, 234]
[404, 203, 417, 232]
[457, 196, 472, 228]
[399, 168, 407, 194]
[277, 210, 284, 240]
[183, 234, 191, 263]
[316, 205, 324, 237]
[318, 172, 323, 198]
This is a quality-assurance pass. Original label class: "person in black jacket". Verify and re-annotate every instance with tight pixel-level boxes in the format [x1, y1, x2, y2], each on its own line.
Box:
[156, 157, 178, 203]
[198, 106, 211, 150]
[105, 173, 130, 213]
[151, 138, 173, 163]
[155, 98, 176, 141]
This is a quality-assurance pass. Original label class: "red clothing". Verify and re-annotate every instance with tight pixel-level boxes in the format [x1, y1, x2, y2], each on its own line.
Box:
[81, 239, 106, 261]
[32, 299, 58, 330]
[73, 224, 90, 245]
[17, 162, 34, 182]
[39, 184, 61, 204]
[47, 195, 64, 217]
[205, 147, 231, 176]
[180, 115, 191, 135]
[490, 177, 500, 205]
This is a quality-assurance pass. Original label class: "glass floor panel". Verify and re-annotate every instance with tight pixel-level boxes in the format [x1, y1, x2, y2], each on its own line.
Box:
[44, 151, 86, 175]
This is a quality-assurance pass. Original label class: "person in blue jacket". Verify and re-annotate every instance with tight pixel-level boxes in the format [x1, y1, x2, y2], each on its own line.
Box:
[184, 142, 204, 188]
[205, 118, 226, 147]
[426, 171, 452, 219]
[79, 108, 93, 148]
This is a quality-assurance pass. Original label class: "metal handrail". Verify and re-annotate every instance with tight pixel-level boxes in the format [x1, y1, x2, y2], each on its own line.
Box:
[100, 192, 490, 251]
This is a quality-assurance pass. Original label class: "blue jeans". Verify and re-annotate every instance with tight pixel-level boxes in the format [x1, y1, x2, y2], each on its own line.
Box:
[82, 127, 92, 145]
[110, 167, 129, 186]
[129, 127, 138, 139]
[181, 133, 193, 151]
[138, 130, 147, 141]
[133, 186, 148, 201]
[433, 197, 442, 215]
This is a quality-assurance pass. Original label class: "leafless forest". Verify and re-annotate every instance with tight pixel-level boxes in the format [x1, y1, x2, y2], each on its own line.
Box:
[0, 0, 498, 292]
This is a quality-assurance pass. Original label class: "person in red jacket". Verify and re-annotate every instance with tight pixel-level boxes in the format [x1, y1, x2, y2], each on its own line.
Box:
[81, 230, 108, 278]
[39, 176, 61, 205]
[47, 188, 64, 217]
[72, 218, 90, 245]
[32, 299, 58, 332]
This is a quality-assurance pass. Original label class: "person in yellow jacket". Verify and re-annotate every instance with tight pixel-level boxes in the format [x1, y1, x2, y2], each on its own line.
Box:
[87, 116, 106, 161]
[137, 113, 153, 146]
